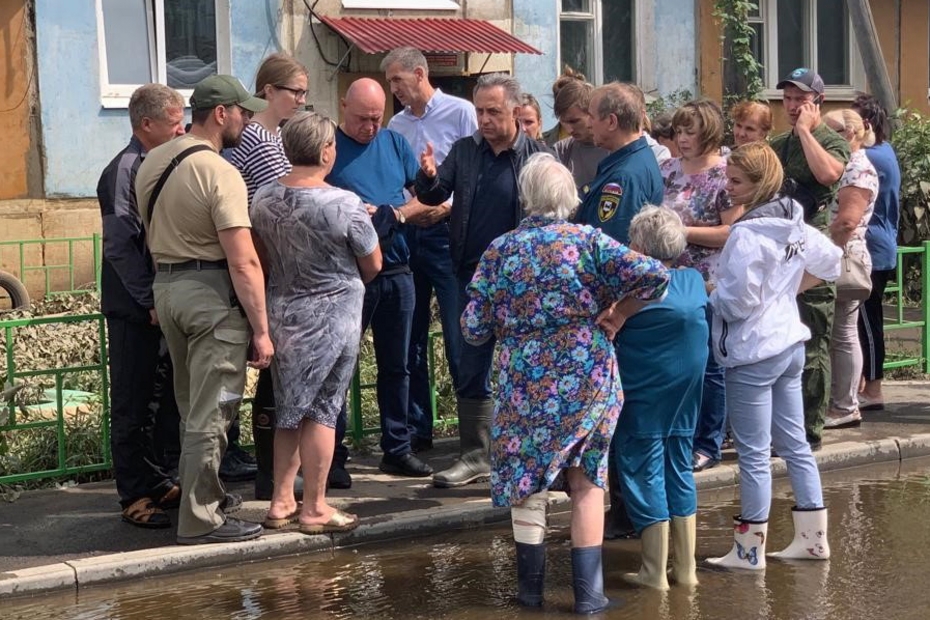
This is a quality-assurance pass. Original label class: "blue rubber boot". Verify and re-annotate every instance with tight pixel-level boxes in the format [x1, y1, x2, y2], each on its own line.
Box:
[571, 546, 610, 614]
[515, 542, 546, 607]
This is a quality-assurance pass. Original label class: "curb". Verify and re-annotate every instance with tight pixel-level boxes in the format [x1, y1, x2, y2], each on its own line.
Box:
[4, 435, 930, 599]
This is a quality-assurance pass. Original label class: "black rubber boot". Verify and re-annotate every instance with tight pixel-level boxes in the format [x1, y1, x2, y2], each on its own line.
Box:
[515, 542, 546, 607]
[571, 546, 610, 614]
[432, 398, 492, 488]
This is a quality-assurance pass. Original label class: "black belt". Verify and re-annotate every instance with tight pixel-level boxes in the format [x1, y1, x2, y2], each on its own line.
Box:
[157, 259, 228, 273]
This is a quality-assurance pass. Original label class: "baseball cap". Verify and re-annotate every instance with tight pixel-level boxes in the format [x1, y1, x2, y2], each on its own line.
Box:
[776, 68, 825, 95]
[189, 75, 268, 113]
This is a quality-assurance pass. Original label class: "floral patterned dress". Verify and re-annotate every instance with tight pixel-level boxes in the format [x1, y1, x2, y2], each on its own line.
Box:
[461, 216, 670, 507]
[829, 149, 878, 270]
[660, 158, 734, 280]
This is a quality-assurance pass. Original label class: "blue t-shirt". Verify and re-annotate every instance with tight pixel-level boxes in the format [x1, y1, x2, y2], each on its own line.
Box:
[575, 136, 664, 244]
[327, 128, 419, 268]
[863, 141, 901, 271]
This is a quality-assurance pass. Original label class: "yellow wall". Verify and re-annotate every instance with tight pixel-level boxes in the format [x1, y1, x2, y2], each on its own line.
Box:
[0, 0, 40, 200]
[697, 0, 930, 128]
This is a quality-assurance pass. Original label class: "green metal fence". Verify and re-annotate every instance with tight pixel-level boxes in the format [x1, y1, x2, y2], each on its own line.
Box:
[2, 240, 929, 485]
[0, 235, 102, 298]
[0, 313, 110, 484]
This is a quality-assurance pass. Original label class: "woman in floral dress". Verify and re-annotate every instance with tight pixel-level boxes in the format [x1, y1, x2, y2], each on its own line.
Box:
[822, 109, 878, 429]
[461, 153, 669, 614]
[661, 99, 740, 473]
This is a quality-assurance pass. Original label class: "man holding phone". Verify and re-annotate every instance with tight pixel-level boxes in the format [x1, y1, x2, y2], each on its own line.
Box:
[770, 68, 850, 452]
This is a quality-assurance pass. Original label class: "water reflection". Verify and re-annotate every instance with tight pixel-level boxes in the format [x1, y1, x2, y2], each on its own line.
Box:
[6, 460, 930, 619]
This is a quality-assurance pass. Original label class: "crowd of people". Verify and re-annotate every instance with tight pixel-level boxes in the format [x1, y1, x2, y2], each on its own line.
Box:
[96, 47, 900, 613]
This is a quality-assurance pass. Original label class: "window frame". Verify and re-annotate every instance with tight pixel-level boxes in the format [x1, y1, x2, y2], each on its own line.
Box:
[95, 0, 232, 109]
[756, 0, 864, 101]
[557, 0, 640, 86]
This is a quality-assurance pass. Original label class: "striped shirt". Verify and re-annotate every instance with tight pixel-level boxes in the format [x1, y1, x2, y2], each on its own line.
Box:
[226, 122, 292, 205]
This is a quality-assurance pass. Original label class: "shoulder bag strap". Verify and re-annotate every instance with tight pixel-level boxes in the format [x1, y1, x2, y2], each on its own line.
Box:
[145, 144, 214, 224]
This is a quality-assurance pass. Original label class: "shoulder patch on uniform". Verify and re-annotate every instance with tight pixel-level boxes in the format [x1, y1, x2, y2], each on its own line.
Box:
[598, 191, 621, 222]
[602, 183, 623, 196]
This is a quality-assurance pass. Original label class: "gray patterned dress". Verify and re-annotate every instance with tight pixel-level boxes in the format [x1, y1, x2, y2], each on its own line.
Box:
[250, 182, 379, 430]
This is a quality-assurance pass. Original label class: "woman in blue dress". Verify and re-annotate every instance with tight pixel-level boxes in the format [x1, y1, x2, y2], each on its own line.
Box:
[612, 206, 709, 590]
[461, 153, 670, 614]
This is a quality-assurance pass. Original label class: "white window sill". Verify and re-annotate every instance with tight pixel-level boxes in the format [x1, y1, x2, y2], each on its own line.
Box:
[341, 0, 459, 9]
[101, 91, 193, 110]
[763, 86, 863, 103]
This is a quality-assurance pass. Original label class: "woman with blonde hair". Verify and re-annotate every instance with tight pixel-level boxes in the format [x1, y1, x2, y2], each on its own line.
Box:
[227, 53, 311, 502]
[707, 141, 841, 570]
[821, 109, 878, 429]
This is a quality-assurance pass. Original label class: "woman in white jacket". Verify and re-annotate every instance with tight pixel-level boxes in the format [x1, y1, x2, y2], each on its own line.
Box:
[706, 141, 842, 570]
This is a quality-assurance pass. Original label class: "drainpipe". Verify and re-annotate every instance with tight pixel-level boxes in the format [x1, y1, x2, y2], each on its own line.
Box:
[847, 0, 898, 117]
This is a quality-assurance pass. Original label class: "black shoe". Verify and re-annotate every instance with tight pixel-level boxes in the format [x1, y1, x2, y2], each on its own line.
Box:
[379, 453, 433, 477]
[692, 452, 720, 472]
[176, 516, 262, 545]
[220, 492, 242, 514]
[411, 436, 434, 454]
[220, 451, 258, 482]
[228, 442, 256, 466]
[327, 466, 352, 490]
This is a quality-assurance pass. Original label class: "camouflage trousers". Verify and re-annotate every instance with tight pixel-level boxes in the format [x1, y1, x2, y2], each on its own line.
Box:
[798, 282, 836, 442]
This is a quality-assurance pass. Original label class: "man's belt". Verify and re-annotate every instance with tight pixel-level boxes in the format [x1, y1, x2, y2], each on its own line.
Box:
[157, 259, 228, 273]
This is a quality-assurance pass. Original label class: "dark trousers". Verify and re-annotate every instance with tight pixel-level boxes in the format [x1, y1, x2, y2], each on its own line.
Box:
[859, 269, 893, 381]
[107, 317, 179, 507]
[455, 272, 495, 400]
[407, 225, 462, 440]
[362, 272, 416, 457]
[693, 305, 727, 461]
[798, 282, 836, 442]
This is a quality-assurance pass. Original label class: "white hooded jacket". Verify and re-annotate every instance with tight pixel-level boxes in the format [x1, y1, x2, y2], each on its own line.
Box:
[710, 195, 842, 368]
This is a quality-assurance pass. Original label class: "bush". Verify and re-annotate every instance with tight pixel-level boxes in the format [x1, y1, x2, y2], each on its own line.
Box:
[891, 109, 930, 247]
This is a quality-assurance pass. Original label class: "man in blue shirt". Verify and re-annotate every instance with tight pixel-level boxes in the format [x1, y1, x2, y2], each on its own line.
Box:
[381, 47, 478, 454]
[327, 77, 433, 478]
[576, 82, 664, 244]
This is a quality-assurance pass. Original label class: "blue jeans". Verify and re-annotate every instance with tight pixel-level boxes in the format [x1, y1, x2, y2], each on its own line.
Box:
[362, 272, 416, 457]
[726, 343, 824, 521]
[407, 224, 462, 440]
[693, 305, 726, 461]
[455, 271, 495, 400]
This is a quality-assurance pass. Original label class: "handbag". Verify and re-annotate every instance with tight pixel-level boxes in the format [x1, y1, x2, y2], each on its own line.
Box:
[836, 244, 871, 301]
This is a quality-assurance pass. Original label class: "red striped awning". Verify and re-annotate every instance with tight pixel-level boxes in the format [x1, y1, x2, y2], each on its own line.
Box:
[318, 16, 542, 55]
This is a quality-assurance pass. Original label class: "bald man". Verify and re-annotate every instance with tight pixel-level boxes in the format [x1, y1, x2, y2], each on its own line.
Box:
[326, 78, 434, 478]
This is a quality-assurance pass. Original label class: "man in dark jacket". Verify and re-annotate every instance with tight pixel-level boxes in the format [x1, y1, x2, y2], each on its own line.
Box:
[97, 83, 185, 528]
[416, 73, 550, 488]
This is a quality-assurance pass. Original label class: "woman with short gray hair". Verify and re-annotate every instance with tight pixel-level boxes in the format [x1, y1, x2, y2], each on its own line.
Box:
[462, 153, 670, 613]
[250, 111, 382, 535]
[607, 205, 709, 589]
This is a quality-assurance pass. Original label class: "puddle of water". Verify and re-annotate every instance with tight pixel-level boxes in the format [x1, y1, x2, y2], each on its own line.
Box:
[6, 459, 930, 619]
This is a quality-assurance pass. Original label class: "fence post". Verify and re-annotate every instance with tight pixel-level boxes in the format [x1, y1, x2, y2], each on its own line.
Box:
[349, 364, 363, 444]
[923, 241, 930, 374]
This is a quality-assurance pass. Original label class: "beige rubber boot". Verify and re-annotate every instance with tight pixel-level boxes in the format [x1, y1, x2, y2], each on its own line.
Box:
[669, 515, 698, 585]
[622, 521, 670, 590]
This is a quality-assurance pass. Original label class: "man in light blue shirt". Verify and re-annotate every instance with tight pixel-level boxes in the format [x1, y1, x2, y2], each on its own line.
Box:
[381, 47, 478, 453]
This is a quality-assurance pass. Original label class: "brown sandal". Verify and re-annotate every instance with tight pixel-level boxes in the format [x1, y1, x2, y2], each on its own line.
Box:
[122, 497, 171, 529]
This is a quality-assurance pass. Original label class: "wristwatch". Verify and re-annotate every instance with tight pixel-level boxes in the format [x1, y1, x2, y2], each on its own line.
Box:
[394, 208, 406, 224]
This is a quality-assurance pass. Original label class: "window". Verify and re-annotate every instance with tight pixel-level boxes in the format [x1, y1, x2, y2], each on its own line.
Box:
[341, 0, 459, 8]
[96, 0, 231, 107]
[559, 0, 635, 84]
[751, 0, 863, 97]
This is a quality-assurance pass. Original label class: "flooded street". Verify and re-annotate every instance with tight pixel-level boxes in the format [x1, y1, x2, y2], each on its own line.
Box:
[7, 458, 930, 619]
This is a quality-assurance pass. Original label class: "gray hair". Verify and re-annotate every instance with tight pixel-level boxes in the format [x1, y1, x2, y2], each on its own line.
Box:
[474, 73, 522, 109]
[628, 205, 687, 262]
[518, 153, 580, 220]
[379, 47, 428, 74]
[128, 84, 184, 130]
[281, 111, 337, 167]
[592, 82, 643, 132]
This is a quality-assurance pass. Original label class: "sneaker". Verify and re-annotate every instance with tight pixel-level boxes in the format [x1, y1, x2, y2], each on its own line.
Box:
[176, 517, 262, 545]
[692, 452, 719, 472]
[823, 409, 862, 429]
[379, 453, 433, 477]
[219, 450, 258, 482]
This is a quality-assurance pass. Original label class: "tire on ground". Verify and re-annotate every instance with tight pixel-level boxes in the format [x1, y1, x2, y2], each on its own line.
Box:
[0, 269, 30, 309]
